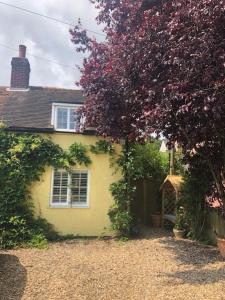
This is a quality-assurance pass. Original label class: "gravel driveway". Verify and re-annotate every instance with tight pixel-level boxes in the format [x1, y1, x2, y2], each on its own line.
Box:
[1, 228, 225, 300]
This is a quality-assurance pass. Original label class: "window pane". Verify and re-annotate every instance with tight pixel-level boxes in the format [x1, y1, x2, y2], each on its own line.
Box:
[80, 188, 87, 195]
[70, 108, 81, 131]
[52, 170, 68, 205]
[61, 178, 68, 186]
[80, 196, 87, 203]
[72, 178, 79, 187]
[71, 188, 79, 195]
[81, 179, 87, 186]
[69, 108, 75, 130]
[57, 108, 68, 129]
[71, 171, 88, 204]
[53, 187, 60, 195]
[61, 188, 68, 195]
[71, 195, 79, 202]
[60, 196, 67, 203]
[52, 196, 60, 203]
[53, 172, 61, 185]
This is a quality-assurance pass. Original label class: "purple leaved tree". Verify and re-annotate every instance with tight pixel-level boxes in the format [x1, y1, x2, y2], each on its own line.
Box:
[71, 0, 225, 205]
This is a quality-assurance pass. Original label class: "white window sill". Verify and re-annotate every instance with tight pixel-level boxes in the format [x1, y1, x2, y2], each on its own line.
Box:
[50, 204, 89, 209]
[54, 129, 81, 133]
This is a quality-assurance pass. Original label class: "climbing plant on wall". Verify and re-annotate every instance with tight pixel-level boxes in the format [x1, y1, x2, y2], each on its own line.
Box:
[0, 126, 91, 249]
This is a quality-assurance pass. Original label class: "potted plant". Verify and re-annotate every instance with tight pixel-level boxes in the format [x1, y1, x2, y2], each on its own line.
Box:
[173, 206, 186, 238]
[150, 212, 162, 227]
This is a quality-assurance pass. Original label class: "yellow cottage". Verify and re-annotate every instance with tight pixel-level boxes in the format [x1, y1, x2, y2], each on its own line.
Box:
[0, 45, 120, 236]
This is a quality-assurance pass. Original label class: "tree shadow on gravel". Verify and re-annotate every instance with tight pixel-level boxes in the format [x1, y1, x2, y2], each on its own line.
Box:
[0, 254, 27, 300]
[159, 237, 224, 266]
[166, 266, 225, 285]
[159, 237, 225, 285]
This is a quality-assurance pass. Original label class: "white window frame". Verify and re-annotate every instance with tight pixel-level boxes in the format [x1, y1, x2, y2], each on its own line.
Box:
[50, 169, 90, 208]
[50, 169, 70, 206]
[51, 103, 83, 132]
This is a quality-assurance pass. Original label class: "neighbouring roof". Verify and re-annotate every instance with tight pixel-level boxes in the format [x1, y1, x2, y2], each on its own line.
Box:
[0, 86, 84, 132]
[160, 175, 183, 192]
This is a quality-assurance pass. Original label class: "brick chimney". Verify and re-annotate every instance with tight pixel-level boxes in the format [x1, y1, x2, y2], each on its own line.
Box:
[10, 45, 30, 90]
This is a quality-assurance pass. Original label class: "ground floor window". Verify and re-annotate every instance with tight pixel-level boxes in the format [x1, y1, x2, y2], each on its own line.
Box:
[51, 169, 89, 208]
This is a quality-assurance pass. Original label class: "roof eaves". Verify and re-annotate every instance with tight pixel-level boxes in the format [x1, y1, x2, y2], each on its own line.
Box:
[6, 126, 54, 133]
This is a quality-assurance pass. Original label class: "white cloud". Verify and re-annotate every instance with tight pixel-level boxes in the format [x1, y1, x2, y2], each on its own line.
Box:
[0, 0, 103, 88]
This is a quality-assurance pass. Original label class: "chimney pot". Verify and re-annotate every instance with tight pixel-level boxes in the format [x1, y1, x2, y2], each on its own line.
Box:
[19, 45, 26, 58]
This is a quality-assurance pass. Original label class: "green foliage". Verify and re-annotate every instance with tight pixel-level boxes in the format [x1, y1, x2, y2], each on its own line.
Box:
[174, 207, 187, 230]
[108, 180, 134, 236]
[0, 216, 53, 249]
[68, 143, 92, 166]
[108, 207, 132, 236]
[174, 149, 185, 176]
[180, 157, 213, 239]
[110, 180, 129, 205]
[126, 141, 168, 182]
[0, 128, 92, 249]
[27, 233, 48, 249]
[108, 140, 168, 236]
[90, 140, 115, 155]
[0, 216, 30, 249]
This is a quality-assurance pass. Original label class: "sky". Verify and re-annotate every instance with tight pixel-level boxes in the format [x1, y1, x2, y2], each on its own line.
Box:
[0, 0, 104, 89]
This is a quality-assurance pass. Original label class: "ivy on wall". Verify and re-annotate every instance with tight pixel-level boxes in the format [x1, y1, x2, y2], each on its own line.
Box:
[90, 140, 115, 155]
[0, 127, 121, 248]
[0, 126, 91, 249]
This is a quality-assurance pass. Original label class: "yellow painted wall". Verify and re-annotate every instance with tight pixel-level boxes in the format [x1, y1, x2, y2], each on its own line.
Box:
[31, 133, 121, 236]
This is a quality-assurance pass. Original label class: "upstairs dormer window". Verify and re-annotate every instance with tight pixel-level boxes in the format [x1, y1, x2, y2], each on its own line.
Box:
[52, 103, 83, 132]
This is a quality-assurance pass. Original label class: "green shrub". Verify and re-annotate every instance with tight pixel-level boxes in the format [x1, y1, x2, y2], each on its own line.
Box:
[0, 216, 30, 249]
[27, 233, 48, 249]
[0, 216, 53, 249]
[180, 156, 213, 239]
[108, 206, 132, 236]
[108, 180, 135, 236]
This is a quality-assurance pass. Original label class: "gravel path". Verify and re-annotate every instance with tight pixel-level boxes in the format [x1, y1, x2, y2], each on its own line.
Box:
[1, 228, 225, 300]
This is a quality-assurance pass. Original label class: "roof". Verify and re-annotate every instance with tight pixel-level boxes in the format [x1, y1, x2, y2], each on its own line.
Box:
[0, 86, 84, 131]
[160, 175, 183, 192]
